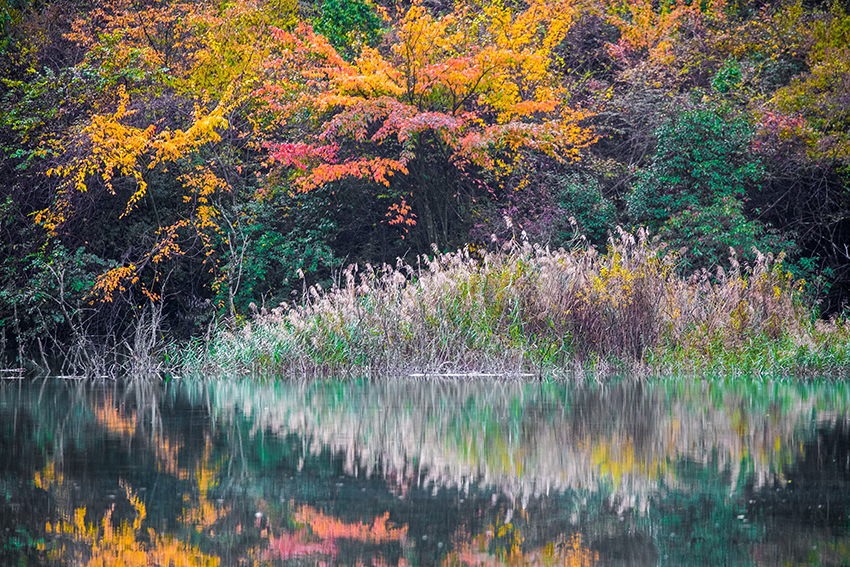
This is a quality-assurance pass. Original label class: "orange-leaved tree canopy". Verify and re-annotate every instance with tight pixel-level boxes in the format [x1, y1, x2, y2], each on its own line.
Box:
[256, 0, 598, 247]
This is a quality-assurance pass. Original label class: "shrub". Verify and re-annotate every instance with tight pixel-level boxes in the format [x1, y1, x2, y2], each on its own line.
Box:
[627, 104, 789, 273]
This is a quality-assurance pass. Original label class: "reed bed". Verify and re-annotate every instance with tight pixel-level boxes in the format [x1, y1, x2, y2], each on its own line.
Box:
[190, 228, 850, 379]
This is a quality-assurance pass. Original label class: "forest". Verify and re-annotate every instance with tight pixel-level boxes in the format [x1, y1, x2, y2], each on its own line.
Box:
[2, 0, 850, 376]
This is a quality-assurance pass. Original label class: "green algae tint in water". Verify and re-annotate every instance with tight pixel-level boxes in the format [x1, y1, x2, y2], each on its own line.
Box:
[2, 378, 850, 566]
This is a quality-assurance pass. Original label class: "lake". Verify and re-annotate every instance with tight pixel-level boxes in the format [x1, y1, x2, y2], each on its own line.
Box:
[2, 377, 849, 566]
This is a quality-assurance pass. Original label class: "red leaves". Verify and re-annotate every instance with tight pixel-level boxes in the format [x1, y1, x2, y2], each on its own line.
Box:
[303, 158, 409, 191]
[265, 142, 340, 170]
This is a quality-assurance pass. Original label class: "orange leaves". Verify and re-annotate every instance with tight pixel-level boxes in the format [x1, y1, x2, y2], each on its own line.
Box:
[252, 0, 597, 244]
[259, 0, 595, 180]
[302, 157, 409, 191]
[454, 108, 598, 172]
[334, 46, 405, 99]
[386, 199, 417, 238]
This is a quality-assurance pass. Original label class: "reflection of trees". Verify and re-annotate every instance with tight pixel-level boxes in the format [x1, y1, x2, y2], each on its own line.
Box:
[44, 481, 220, 567]
[444, 529, 598, 566]
[264, 505, 408, 563]
[746, 418, 850, 566]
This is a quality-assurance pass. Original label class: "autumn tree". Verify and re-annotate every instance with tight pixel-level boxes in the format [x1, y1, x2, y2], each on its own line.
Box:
[256, 0, 597, 252]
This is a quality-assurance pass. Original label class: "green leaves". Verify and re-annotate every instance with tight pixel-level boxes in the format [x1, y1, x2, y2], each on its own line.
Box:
[627, 105, 782, 273]
[628, 106, 761, 221]
[314, 0, 384, 61]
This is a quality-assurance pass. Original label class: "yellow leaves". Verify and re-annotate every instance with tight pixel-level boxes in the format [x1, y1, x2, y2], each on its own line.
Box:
[152, 99, 230, 164]
[181, 166, 230, 199]
[385, 0, 573, 119]
[181, 0, 299, 95]
[264, 0, 595, 200]
[590, 252, 637, 307]
[38, 84, 232, 247]
[486, 0, 574, 56]
[93, 265, 140, 303]
[44, 87, 155, 222]
[334, 47, 405, 98]
[393, 2, 453, 73]
[47, 485, 220, 567]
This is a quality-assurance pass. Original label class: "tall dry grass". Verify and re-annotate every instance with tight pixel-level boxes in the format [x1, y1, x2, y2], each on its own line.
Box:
[190, 228, 850, 379]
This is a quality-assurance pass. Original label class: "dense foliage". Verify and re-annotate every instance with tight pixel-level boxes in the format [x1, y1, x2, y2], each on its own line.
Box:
[2, 0, 850, 369]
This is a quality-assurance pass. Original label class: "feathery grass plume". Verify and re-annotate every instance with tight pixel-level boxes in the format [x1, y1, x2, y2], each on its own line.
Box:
[188, 228, 850, 379]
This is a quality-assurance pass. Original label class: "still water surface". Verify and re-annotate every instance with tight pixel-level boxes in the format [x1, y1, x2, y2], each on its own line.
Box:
[2, 377, 850, 566]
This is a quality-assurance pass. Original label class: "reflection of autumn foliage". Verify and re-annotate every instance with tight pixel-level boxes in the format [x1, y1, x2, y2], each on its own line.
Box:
[180, 441, 228, 530]
[91, 396, 136, 437]
[266, 532, 339, 560]
[30, 387, 236, 565]
[210, 379, 850, 515]
[33, 461, 61, 492]
[296, 505, 407, 543]
[50, 391, 227, 552]
[91, 391, 192, 479]
[44, 482, 220, 567]
[264, 506, 407, 563]
[445, 529, 597, 566]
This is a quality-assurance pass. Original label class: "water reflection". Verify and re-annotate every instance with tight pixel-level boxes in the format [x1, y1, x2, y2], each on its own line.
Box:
[1, 378, 850, 566]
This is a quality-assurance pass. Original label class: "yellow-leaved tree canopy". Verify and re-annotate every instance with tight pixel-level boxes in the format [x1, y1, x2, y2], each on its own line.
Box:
[33, 0, 299, 313]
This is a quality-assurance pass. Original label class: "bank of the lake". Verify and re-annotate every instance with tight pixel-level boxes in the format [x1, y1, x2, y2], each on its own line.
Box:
[182, 230, 850, 381]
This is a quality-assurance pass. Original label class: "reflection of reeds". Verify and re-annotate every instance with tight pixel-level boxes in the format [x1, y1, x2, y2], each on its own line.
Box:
[191, 229, 850, 379]
[206, 379, 850, 511]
